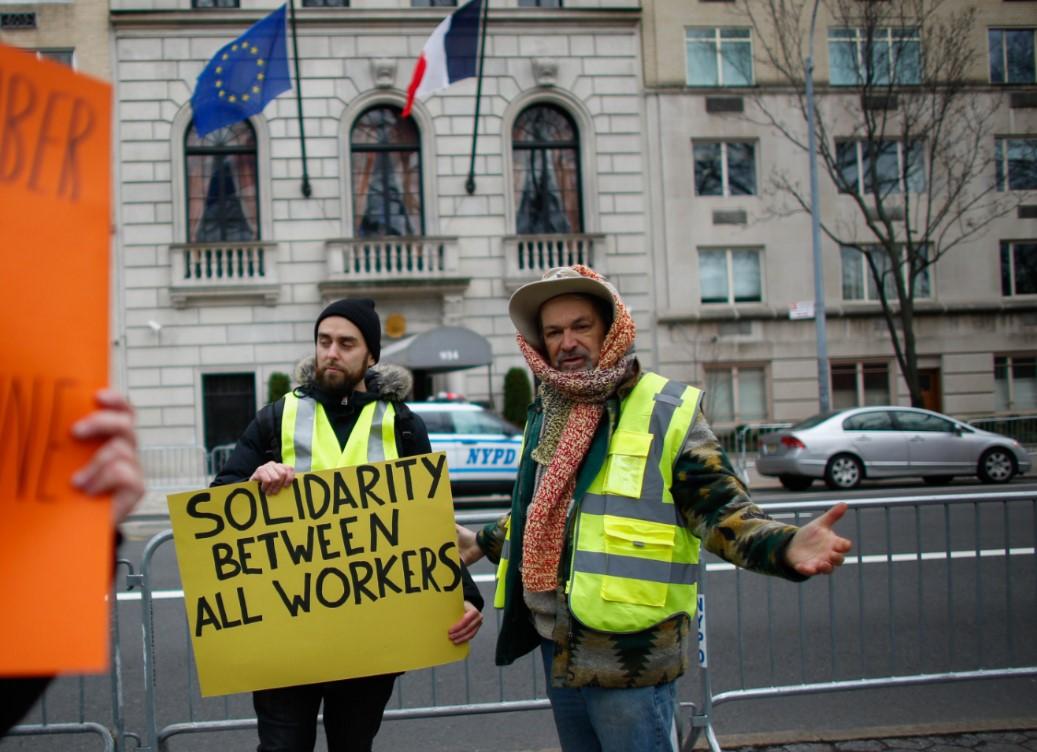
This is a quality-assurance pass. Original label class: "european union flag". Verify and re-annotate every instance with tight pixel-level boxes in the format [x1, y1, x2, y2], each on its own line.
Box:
[191, 4, 292, 138]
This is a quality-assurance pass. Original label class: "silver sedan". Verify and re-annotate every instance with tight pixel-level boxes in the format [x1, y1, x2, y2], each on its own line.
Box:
[756, 406, 1033, 491]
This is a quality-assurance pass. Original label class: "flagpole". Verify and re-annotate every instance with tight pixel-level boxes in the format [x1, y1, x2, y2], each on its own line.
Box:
[288, 0, 312, 197]
[464, 0, 490, 195]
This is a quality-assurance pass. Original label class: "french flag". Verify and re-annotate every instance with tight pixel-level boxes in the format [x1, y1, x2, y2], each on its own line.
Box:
[402, 0, 483, 118]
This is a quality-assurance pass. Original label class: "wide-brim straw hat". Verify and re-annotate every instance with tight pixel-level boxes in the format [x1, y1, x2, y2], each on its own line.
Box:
[508, 266, 619, 350]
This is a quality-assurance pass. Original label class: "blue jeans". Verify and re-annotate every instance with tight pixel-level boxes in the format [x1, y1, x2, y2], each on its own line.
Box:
[540, 640, 678, 752]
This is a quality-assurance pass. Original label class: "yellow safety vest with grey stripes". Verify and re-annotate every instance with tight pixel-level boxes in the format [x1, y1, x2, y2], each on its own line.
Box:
[494, 372, 701, 634]
[280, 393, 399, 471]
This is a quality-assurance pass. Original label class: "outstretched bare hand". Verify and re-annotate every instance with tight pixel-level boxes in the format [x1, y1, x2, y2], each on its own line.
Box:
[785, 502, 853, 576]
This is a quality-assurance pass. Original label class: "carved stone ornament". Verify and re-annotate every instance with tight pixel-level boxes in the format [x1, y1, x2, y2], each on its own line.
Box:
[532, 57, 558, 88]
[371, 58, 397, 89]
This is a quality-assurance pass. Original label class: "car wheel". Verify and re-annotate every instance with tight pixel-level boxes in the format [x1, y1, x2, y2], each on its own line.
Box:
[825, 454, 863, 490]
[922, 476, 954, 486]
[978, 448, 1016, 484]
[779, 475, 813, 491]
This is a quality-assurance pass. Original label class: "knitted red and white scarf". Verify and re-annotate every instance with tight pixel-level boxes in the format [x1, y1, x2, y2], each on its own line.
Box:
[517, 265, 637, 592]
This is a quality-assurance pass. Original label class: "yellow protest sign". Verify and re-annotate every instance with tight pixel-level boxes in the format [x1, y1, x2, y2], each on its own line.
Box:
[167, 452, 468, 697]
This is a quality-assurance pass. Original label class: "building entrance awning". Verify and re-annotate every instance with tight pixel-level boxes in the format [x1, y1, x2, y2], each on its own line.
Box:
[380, 326, 493, 373]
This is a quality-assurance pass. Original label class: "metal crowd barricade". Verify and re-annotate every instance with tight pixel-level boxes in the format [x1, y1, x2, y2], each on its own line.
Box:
[206, 443, 236, 477]
[685, 492, 1037, 752]
[133, 512, 550, 751]
[6, 560, 134, 751]
[16, 494, 1034, 750]
[726, 422, 792, 483]
[139, 445, 210, 493]
[968, 415, 1037, 447]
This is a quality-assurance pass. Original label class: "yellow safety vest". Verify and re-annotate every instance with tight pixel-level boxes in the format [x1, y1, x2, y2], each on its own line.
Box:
[493, 373, 701, 633]
[280, 393, 399, 471]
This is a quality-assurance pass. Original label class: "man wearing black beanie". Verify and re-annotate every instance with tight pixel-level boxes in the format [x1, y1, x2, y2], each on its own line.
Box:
[313, 298, 382, 363]
[211, 299, 485, 752]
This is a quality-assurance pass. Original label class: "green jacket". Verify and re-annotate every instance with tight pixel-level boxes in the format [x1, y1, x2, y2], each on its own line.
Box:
[480, 371, 805, 688]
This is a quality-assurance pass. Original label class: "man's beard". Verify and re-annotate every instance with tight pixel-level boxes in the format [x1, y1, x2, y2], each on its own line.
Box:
[553, 346, 595, 372]
[315, 362, 365, 398]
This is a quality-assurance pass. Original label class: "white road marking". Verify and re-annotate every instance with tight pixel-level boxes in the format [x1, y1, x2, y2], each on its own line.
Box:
[114, 545, 1036, 599]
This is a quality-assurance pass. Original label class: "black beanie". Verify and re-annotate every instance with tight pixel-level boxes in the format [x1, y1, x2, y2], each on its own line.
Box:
[314, 298, 381, 363]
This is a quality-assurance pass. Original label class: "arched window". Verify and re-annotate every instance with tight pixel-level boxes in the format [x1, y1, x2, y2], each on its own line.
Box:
[350, 105, 424, 237]
[512, 103, 582, 234]
[184, 121, 259, 242]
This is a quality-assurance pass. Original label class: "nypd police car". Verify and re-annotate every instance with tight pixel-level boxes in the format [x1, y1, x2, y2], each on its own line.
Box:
[407, 401, 522, 497]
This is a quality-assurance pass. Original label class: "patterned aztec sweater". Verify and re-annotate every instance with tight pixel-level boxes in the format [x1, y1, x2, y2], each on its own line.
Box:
[477, 370, 807, 689]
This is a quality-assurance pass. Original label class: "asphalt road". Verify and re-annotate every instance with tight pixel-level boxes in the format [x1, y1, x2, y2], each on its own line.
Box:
[3, 479, 1035, 751]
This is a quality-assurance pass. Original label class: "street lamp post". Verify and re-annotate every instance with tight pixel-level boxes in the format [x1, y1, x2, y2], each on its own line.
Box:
[805, 0, 830, 412]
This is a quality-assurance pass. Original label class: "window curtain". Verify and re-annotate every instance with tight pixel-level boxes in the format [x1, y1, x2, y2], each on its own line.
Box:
[194, 158, 255, 242]
[516, 148, 573, 234]
[355, 151, 416, 237]
[862, 363, 890, 405]
[699, 249, 728, 303]
[351, 106, 422, 237]
[738, 368, 766, 421]
[1013, 358, 1037, 409]
[731, 249, 761, 302]
[186, 122, 258, 243]
[705, 369, 734, 423]
[513, 104, 581, 234]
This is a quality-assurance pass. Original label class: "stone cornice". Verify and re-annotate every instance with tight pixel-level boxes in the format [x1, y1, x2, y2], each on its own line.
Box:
[109, 7, 640, 30]
[657, 299, 1037, 324]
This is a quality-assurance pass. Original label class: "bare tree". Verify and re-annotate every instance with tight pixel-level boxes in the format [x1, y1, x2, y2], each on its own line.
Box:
[738, 0, 1030, 406]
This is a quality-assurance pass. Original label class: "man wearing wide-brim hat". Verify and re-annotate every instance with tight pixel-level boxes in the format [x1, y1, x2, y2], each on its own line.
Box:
[458, 265, 852, 752]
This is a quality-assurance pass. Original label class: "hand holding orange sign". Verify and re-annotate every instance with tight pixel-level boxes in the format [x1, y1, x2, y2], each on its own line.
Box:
[0, 43, 114, 675]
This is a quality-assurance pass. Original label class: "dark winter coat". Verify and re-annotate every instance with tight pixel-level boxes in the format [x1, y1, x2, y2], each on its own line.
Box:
[212, 362, 484, 611]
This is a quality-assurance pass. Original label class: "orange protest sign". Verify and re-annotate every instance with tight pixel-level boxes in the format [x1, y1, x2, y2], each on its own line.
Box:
[0, 43, 113, 674]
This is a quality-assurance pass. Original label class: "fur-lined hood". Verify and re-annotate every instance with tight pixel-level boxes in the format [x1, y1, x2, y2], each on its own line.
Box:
[293, 356, 413, 402]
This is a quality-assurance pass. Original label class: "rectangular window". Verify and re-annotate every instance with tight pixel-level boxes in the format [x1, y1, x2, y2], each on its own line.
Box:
[693, 141, 756, 196]
[1000, 241, 1037, 296]
[831, 362, 891, 409]
[411, 0, 455, 5]
[193, 0, 239, 7]
[841, 245, 931, 301]
[995, 137, 1037, 191]
[201, 373, 256, 452]
[699, 247, 762, 304]
[836, 139, 925, 195]
[989, 28, 1036, 85]
[304, 0, 349, 5]
[518, 0, 562, 6]
[994, 355, 1037, 411]
[704, 366, 767, 424]
[686, 28, 753, 87]
[828, 27, 921, 86]
[34, 49, 75, 67]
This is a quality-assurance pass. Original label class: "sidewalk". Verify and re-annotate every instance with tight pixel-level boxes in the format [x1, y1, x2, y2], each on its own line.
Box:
[510, 727, 1037, 752]
[717, 727, 1037, 752]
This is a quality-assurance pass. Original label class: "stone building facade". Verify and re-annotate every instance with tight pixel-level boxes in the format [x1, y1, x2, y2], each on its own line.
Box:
[642, 0, 1037, 430]
[108, 0, 650, 449]
[1, 0, 110, 78]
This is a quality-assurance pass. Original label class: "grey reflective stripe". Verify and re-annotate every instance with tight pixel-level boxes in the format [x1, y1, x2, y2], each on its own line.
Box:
[637, 378, 686, 506]
[293, 396, 317, 472]
[367, 402, 388, 463]
[653, 391, 684, 407]
[574, 549, 698, 585]
[501, 539, 511, 561]
[581, 492, 679, 525]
